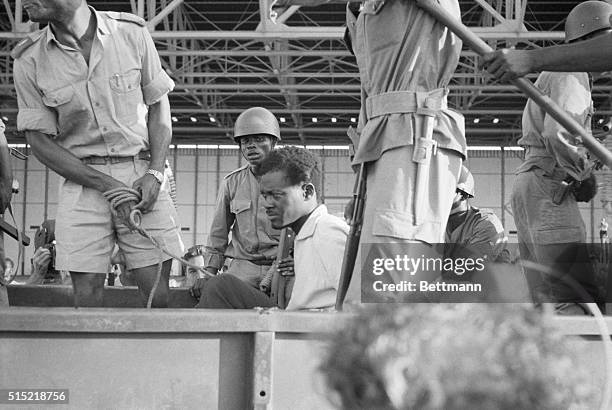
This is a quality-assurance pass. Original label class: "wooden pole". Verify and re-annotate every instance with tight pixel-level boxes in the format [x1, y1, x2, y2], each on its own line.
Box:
[416, 0, 612, 169]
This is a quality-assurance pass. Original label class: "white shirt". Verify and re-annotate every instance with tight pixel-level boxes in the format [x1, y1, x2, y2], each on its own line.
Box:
[286, 205, 349, 310]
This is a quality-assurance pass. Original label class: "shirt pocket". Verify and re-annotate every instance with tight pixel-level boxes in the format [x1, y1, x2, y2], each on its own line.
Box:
[109, 69, 143, 124]
[42, 85, 85, 129]
[231, 199, 252, 228]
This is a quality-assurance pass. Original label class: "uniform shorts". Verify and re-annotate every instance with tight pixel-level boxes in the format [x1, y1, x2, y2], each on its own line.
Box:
[361, 145, 462, 244]
[345, 145, 462, 303]
[55, 158, 183, 273]
[511, 167, 586, 245]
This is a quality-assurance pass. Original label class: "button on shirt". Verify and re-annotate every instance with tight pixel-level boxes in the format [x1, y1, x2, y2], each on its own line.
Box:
[13, 8, 174, 158]
[204, 166, 280, 270]
[519, 71, 593, 181]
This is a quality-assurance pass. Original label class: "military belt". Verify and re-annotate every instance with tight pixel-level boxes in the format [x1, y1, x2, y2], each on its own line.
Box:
[365, 88, 448, 120]
[81, 150, 151, 165]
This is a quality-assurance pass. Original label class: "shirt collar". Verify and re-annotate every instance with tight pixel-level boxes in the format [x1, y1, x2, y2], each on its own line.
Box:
[295, 204, 327, 241]
[42, 6, 106, 47]
[92, 7, 111, 36]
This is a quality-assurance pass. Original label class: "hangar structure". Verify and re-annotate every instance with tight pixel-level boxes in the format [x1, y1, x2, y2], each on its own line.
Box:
[0, 0, 611, 146]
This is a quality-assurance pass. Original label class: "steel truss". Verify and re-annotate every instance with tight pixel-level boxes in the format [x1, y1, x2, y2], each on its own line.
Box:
[0, 0, 609, 145]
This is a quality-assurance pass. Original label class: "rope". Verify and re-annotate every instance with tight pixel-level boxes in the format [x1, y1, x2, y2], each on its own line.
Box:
[0, 206, 24, 286]
[103, 187, 214, 308]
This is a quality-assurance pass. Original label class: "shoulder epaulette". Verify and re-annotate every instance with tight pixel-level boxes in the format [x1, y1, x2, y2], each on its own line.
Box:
[102, 11, 146, 27]
[10, 30, 44, 59]
[224, 164, 249, 180]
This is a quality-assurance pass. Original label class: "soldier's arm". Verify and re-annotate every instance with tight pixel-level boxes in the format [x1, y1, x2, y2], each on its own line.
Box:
[133, 23, 175, 212]
[541, 73, 593, 181]
[203, 179, 235, 274]
[133, 95, 172, 212]
[25, 131, 129, 194]
[484, 31, 612, 82]
[25, 131, 139, 225]
[0, 121, 12, 213]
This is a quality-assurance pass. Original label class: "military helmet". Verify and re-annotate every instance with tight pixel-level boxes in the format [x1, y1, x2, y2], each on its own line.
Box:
[565, 1, 612, 43]
[457, 165, 475, 198]
[231, 107, 281, 143]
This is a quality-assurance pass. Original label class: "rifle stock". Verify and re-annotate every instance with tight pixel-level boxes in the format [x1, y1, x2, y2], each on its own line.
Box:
[335, 163, 366, 310]
[271, 228, 294, 309]
[0, 217, 30, 246]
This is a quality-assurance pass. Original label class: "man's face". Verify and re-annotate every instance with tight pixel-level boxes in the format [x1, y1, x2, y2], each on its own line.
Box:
[450, 191, 463, 211]
[238, 135, 274, 167]
[186, 255, 204, 278]
[261, 170, 309, 229]
[22, 0, 80, 23]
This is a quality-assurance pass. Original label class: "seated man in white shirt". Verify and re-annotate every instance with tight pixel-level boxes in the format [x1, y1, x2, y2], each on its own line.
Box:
[196, 146, 348, 310]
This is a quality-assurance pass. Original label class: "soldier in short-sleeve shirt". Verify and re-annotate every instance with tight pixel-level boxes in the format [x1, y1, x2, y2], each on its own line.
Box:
[12, 1, 182, 307]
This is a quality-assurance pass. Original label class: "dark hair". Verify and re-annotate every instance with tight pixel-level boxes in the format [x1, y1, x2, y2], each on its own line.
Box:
[319, 304, 593, 410]
[259, 146, 322, 201]
[184, 245, 204, 261]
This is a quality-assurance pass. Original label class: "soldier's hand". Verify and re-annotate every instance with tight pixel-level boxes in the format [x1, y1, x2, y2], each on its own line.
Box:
[277, 257, 294, 276]
[115, 201, 138, 228]
[32, 247, 52, 275]
[482, 49, 533, 83]
[102, 179, 138, 226]
[344, 198, 356, 224]
[133, 173, 161, 213]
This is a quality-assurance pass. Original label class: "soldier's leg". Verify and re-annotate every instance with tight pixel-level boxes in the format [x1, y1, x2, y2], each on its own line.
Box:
[69, 272, 106, 307]
[345, 146, 461, 303]
[116, 159, 183, 308]
[196, 275, 276, 309]
[511, 172, 546, 302]
[55, 174, 115, 308]
[225, 259, 269, 289]
[535, 242, 597, 304]
[131, 259, 172, 308]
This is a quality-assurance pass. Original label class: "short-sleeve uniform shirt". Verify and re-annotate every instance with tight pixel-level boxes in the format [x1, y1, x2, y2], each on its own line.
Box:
[13, 8, 174, 158]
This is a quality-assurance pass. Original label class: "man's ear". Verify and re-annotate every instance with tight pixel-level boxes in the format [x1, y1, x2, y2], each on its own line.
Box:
[303, 183, 315, 199]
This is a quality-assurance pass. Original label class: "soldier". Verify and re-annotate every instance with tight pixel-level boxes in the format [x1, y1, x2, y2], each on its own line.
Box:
[445, 166, 509, 263]
[344, 0, 467, 301]
[12, 0, 182, 307]
[510, 1, 606, 314]
[191, 107, 292, 301]
[0, 119, 12, 282]
[484, 1, 612, 82]
[197, 147, 348, 310]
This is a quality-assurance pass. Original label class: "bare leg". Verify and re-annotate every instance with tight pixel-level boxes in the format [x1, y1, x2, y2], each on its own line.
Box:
[131, 259, 172, 308]
[70, 272, 106, 307]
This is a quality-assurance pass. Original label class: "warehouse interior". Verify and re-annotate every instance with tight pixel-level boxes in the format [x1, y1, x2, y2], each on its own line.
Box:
[1, 1, 612, 409]
[0, 0, 610, 261]
[0, 3, 609, 289]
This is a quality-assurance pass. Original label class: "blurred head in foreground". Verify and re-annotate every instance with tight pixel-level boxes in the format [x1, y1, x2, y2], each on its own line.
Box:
[320, 304, 593, 410]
